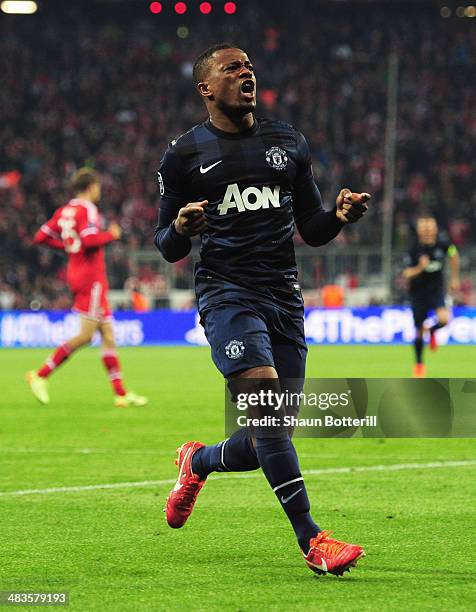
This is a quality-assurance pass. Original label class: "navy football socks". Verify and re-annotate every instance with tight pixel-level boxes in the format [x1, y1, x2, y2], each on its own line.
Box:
[192, 430, 319, 551]
[254, 434, 320, 553]
[191, 378, 319, 553]
[414, 337, 424, 363]
[191, 427, 259, 479]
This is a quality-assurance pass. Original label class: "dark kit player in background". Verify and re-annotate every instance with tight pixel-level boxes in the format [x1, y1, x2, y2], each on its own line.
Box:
[155, 44, 371, 576]
[403, 214, 460, 378]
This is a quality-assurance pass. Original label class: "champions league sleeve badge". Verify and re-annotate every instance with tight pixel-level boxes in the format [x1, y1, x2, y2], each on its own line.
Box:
[157, 171, 165, 196]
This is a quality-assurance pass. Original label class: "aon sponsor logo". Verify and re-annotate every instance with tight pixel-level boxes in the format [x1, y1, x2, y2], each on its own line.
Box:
[217, 183, 280, 215]
[425, 260, 443, 273]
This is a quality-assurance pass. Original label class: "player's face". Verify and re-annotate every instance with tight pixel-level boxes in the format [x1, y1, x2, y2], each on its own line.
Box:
[89, 181, 101, 204]
[417, 217, 438, 244]
[204, 48, 256, 114]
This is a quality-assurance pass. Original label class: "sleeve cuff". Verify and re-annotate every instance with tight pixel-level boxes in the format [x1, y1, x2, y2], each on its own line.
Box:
[169, 221, 191, 243]
[169, 221, 180, 236]
[332, 206, 346, 226]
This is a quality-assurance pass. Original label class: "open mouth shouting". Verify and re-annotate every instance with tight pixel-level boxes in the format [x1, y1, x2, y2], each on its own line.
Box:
[240, 79, 255, 100]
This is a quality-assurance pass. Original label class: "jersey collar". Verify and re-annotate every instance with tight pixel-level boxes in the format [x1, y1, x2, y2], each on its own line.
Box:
[204, 117, 259, 139]
[70, 198, 96, 207]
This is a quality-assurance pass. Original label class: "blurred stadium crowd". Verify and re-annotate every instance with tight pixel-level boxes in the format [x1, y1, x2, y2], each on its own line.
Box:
[0, 2, 474, 309]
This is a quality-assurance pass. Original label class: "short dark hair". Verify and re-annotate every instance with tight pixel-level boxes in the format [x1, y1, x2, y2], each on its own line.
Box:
[192, 42, 240, 83]
[70, 167, 100, 194]
[416, 209, 436, 221]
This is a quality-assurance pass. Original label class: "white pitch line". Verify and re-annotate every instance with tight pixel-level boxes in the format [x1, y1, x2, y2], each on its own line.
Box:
[0, 460, 474, 498]
[0, 447, 163, 456]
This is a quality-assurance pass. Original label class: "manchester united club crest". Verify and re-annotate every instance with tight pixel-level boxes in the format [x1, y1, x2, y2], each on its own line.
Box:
[225, 340, 245, 360]
[266, 146, 288, 171]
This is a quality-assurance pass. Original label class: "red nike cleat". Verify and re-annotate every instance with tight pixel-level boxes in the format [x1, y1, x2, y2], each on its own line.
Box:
[429, 331, 438, 352]
[165, 441, 206, 529]
[413, 363, 426, 378]
[303, 531, 365, 577]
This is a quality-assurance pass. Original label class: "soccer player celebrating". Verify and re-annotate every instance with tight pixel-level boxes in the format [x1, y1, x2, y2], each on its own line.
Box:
[27, 168, 147, 408]
[403, 213, 460, 378]
[155, 44, 370, 576]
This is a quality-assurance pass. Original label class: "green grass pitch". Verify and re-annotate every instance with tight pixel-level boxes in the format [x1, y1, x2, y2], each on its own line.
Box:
[1, 345, 475, 611]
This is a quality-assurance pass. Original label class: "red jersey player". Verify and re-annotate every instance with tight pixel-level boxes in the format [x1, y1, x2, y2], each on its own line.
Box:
[27, 168, 147, 408]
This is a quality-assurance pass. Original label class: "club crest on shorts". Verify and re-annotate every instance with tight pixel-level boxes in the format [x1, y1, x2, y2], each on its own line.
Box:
[266, 146, 288, 171]
[225, 340, 245, 360]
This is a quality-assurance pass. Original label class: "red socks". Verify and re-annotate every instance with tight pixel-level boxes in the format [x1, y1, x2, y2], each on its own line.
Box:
[38, 343, 73, 378]
[38, 343, 126, 397]
[101, 349, 126, 396]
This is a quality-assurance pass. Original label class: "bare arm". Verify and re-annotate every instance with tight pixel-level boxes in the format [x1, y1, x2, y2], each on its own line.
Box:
[448, 245, 460, 292]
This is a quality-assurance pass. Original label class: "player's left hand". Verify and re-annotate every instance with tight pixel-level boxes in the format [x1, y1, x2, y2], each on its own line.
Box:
[449, 277, 461, 293]
[108, 222, 122, 240]
[336, 189, 371, 224]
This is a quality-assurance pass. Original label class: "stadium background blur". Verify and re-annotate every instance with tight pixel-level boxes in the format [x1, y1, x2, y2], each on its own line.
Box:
[2, 5, 475, 608]
[1, 0, 475, 311]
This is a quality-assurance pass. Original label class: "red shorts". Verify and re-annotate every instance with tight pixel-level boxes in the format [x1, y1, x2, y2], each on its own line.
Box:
[72, 281, 113, 322]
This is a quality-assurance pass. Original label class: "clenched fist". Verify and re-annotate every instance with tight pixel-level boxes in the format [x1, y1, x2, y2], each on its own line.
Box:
[108, 222, 122, 240]
[174, 200, 208, 237]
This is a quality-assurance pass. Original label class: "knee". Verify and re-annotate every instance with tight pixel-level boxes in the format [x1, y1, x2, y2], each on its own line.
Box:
[69, 333, 92, 349]
[101, 326, 116, 349]
[236, 365, 278, 380]
[230, 366, 280, 398]
[102, 334, 115, 349]
[79, 332, 94, 346]
[438, 311, 450, 326]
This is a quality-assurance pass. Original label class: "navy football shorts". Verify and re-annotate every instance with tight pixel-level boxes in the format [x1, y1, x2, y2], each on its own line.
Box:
[411, 291, 446, 327]
[199, 291, 307, 380]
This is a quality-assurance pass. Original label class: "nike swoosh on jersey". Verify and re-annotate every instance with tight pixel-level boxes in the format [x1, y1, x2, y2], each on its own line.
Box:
[200, 160, 223, 174]
[281, 487, 303, 504]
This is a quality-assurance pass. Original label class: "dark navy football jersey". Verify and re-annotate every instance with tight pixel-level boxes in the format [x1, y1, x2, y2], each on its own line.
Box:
[155, 117, 343, 307]
[405, 236, 452, 297]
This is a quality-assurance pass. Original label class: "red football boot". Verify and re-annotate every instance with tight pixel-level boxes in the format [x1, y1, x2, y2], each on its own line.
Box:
[412, 363, 426, 378]
[429, 330, 438, 352]
[303, 531, 365, 576]
[165, 441, 206, 529]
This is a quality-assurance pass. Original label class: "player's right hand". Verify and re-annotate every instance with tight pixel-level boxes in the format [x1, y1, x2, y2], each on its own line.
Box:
[174, 200, 208, 237]
[336, 189, 371, 224]
[109, 223, 122, 240]
[418, 255, 430, 270]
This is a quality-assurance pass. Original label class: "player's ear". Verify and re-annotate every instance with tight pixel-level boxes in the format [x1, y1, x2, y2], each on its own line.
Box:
[197, 81, 213, 99]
